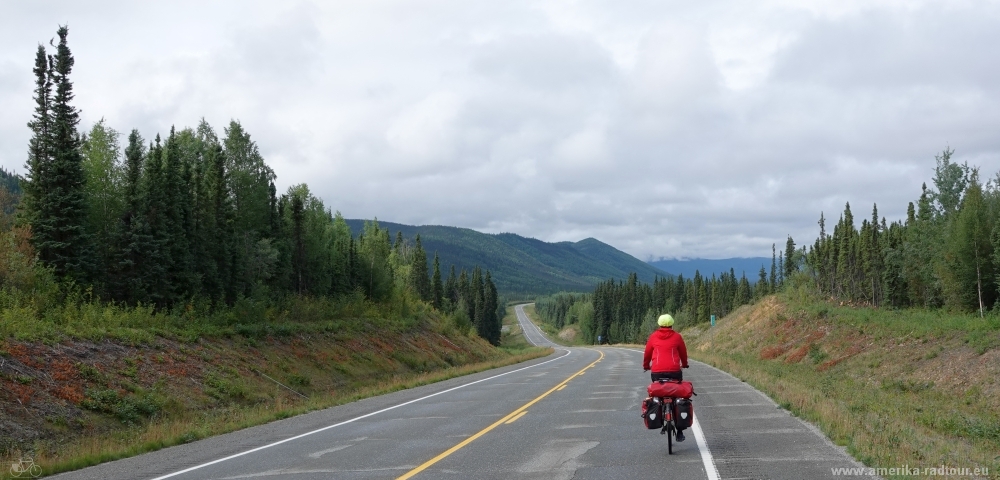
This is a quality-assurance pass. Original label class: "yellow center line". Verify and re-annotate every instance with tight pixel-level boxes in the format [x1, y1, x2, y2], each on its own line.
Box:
[504, 411, 528, 424]
[556, 385, 566, 391]
[396, 350, 605, 480]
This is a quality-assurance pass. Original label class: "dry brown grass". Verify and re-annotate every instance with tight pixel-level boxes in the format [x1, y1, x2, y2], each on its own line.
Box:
[0, 347, 552, 479]
[685, 295, 1000, 479]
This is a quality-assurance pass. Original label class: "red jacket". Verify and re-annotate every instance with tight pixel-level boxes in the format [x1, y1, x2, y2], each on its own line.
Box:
[643, 327, 688, 372]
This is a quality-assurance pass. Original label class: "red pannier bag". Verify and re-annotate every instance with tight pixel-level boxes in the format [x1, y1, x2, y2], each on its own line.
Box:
[647, 379, 694, 399]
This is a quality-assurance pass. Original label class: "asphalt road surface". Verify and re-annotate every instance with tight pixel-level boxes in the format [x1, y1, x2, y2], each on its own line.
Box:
[53, 304, 873, 480]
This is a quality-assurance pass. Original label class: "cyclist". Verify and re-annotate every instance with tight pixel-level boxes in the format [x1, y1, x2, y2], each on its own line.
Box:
[643, 313, 689, 441]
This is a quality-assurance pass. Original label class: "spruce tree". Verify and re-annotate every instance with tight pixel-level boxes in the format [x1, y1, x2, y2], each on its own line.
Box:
[432, 253, 443, 309]
[31, 26, 93, 281]
[769, 243, 777, 291]
[142, 136, 171, 306]
[410, 234, 430, 301]
[22, 45, 51, 229]
[755, 266, 768, 299]
[113, 130, 154, 303]
[472, 268, 485, 337]
[458, 269, 470, 319]
[484, 271, 500, 344]
[784, 236, 796, 281]
[734, 273, 751, 306]
[291, 190, 305, 293]
[207, 141, 235, 302]
[445, 265, 458, 311]
[159, 127, 196, 301]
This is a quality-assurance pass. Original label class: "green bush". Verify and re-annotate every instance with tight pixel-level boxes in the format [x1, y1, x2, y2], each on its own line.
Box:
[80, 388, 164, 424]
[204, 372, 253, 403]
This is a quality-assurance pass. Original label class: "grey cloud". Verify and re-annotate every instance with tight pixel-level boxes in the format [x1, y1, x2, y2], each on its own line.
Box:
[472, 34, 616, 91]
[772, 5, 1000, 90]
[3, 1, 1000, 261]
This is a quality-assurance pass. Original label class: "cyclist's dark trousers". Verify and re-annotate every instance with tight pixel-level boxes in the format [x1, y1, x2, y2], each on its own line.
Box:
[650, 370, 682, 382]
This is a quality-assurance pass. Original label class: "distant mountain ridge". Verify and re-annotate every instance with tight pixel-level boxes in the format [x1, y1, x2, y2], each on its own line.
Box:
[648, 257, 771, 279]
[344, 219, 668, 294]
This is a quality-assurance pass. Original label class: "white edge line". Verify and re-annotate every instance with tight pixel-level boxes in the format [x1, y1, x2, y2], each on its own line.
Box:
[515, 303, 556, 348]
[691, 417, 720, 480]
[149, 348, 572, 480]
[620, 347, 720, 480]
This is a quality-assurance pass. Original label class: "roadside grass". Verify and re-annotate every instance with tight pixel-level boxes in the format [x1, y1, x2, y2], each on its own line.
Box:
[687, 292, 1000, 479]
[0, 291, 422, 346]
[1, 347, 552, 479]
[499, 305, 533, 350]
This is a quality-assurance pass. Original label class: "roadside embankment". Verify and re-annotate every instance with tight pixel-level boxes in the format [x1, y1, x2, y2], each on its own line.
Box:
[686, 294, 1000, 478]
[0, 307, 550, 478]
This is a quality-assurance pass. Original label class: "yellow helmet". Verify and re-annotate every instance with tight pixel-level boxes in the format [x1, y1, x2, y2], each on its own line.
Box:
[657, 314, 674, 327]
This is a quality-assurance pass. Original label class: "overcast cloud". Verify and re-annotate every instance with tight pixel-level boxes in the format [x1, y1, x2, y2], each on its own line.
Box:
[2, 0, 1000, 260]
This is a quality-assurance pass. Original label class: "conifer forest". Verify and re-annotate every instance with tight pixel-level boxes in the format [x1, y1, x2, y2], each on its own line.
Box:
[5, 27, 504, 344]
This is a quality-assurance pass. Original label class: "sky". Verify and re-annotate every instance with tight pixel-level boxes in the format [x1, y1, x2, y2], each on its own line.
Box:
[2, 0, 1000, 261]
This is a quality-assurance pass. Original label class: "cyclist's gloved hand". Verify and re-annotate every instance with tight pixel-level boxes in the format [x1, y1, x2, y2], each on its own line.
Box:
[682, 365, 689, 368]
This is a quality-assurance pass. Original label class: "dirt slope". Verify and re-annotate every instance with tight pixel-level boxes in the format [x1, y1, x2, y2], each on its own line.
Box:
[0, 319, 500, 460]
[685, 295, 1000, 477]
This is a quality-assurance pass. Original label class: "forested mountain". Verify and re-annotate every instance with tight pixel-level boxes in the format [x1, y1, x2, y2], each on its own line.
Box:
[344, 220, 668, 294]
[649, 257, 770, 279]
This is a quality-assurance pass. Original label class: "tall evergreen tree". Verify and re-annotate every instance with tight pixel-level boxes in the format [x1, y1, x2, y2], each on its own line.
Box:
[769, 243, 777, 291]
[142, 135, 173, 306]
[29, 26, 93, 281]
[290, 190, 305, 293]
[432, 253, 443, 310]
[483, 271, 500, 344]
[112, 130, 154, 303]
[755, 266, 769, 299]
[410, 234, 430, 301]
[22, 45, 51, 230]
[784, 236, 796, 281]
[445, 265, 458, 311]
[472, 267, 485, 338]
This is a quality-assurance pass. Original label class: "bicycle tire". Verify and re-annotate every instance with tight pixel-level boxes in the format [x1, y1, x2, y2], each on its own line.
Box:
[667, 423, 673, 454]
[29, 464, 41, 477]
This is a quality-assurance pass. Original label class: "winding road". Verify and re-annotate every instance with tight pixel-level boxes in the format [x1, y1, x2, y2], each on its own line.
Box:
[53, 304, 873, 479]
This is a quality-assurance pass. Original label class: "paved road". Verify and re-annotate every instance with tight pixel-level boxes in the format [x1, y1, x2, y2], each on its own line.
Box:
[53, 305, 873, 479]
[512, 303, 558, 348]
